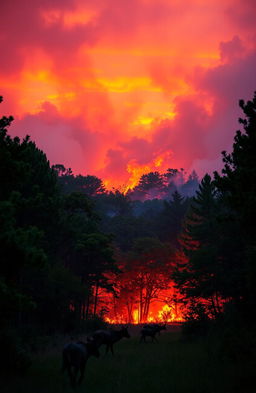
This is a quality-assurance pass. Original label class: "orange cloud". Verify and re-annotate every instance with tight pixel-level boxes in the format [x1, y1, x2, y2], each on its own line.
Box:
[0, 0, 255, 189]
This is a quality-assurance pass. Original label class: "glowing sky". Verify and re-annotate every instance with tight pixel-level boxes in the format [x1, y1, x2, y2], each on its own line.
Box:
[0, 0, 255, 189]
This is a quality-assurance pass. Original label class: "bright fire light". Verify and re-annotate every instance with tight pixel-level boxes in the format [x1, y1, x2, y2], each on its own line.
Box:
[1, 0, 254, 191]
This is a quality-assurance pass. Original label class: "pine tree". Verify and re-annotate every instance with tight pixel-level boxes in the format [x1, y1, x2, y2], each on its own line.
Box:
[174, 174, 222, 317]
[159, 191, 188, 244]
[214, 92, 256, 316]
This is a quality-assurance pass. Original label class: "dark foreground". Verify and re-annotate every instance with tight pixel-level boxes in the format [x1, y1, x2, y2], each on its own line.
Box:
[2, 330, 255, 393]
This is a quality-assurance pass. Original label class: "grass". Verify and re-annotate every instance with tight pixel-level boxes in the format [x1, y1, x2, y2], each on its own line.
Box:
[2, 330, 255, 393]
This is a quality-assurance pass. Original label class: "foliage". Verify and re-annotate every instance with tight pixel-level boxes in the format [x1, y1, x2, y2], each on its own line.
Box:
[171, 92, 256, 360]
[131, 171, 165, 199]
[181, 301, 210, 338]
[214, 92, 256, 316]
[158, 191, 189, 244]
[128, 168, 199, 201]
[96, 189, 132, 217]
[111, 237, 175, 323]
[173, 174, 223, 318]
[0, 101, 58, 328]
[53, 164, 105, 196]
[0, 330, 31, 376]
[0, 97, 117, 352]
[2, 332, 255, 393]
[2, 89, 256, 369]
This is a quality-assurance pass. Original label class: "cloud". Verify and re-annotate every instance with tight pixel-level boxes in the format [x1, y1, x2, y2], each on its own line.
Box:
[219, 35, 245, 62]
[0, 0, 102, 78]
[1, 0, 255, 188]
[101, 44, 256, 181]
[8, 102, 106, 174]
[226, 0, 256, 31]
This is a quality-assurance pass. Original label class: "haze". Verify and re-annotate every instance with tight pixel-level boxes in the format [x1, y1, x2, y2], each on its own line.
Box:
[0, 0, 255, 188]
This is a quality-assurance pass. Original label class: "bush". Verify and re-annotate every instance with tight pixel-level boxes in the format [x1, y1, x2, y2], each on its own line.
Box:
[181, 302, 210, 339]
[0, 330, 31, 375]
[82, 315, 108, 333]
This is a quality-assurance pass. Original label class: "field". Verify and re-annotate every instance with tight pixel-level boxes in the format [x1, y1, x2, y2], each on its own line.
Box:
[2, 326, 254, 393]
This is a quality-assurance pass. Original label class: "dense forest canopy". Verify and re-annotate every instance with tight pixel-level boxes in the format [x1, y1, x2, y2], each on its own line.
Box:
[1, 92, 256, 371]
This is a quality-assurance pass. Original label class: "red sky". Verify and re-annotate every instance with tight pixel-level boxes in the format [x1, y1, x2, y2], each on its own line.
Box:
[1, 0, 255, 189]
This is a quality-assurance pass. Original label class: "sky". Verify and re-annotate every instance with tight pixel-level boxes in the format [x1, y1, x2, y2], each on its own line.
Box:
[0, 0, 255, 189]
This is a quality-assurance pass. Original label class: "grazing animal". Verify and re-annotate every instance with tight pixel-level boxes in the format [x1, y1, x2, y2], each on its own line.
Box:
[140, 326, 159, 343]
[62, 340, 99, 387]
[140, 324, 166, 343]
[143, 323, 167, 335]
[88, 327, 130, 355]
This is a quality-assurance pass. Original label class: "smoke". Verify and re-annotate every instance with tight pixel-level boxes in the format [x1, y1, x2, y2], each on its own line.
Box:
[0, 1, 255, 189]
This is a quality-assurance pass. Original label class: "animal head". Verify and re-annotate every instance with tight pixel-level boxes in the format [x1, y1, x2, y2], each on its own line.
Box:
[121, 327, 130, 338]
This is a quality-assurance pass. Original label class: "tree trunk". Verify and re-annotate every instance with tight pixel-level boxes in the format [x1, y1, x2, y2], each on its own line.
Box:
[126, 301, 133, 324]
[85, 291, 91, 320]
[93, 281, 99, 317]
[210, 295, 218, 318]
[139, 288, 143, 323]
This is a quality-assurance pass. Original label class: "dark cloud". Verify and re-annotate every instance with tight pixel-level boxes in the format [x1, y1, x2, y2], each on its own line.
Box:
[194, 51, 256, 109]
[226, 0, 256, 31]
[99, 149, 129, 181]
[219, 36, 245, 61]
[1, 0, 255, 185]
[102, 49, 256, 179]
[0, 0, 96, 75]
[8, 101, 104, 174]
[0, 0, 178, 76]
[120, 137, 154, 165]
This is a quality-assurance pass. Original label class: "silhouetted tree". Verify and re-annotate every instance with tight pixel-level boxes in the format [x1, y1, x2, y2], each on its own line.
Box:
[96, 189, 132, 217]
[0, 97, 116, 338]
[122, 237, 174, 322]
[173, 174, 222, 318]
[214, 91, 256, 319]
[131, 171, 165, 200]
[158, 191, 189, 244]
[180, 170, 199, 196]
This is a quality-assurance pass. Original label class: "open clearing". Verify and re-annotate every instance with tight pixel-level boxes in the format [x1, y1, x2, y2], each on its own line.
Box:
[2, 328, 254, 393]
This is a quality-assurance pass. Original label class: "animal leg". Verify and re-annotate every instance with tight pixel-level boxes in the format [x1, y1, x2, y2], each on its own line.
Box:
[78, 361, 86, 385]
[153, 335, 158, 343]
[73, 367, 79, 387]
[61, 357, 67, 373]
[67, 366, 75, 388]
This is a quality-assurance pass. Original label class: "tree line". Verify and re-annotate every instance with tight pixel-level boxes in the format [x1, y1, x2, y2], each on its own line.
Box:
[174, 93, 256, 359]
[51, 167, 194, 323]
[0, 91, 255, 371]
[0, 95, 192, 337]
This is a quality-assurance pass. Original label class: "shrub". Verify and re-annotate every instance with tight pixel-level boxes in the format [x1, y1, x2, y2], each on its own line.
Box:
[0, 330, 31, 375]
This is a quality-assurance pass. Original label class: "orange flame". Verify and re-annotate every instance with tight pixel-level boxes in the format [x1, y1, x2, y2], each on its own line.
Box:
[122, 151, 173, 194]
[103, 286, 185, 325]
[123, 160, 151, 194]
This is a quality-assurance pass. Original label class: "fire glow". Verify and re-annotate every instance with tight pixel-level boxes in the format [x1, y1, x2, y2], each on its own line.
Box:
[103, 287, 185, 325]
[105, 305, 184, 325]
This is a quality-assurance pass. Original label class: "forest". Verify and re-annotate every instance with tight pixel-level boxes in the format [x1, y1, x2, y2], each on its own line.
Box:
[1, 92, 256, 389]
